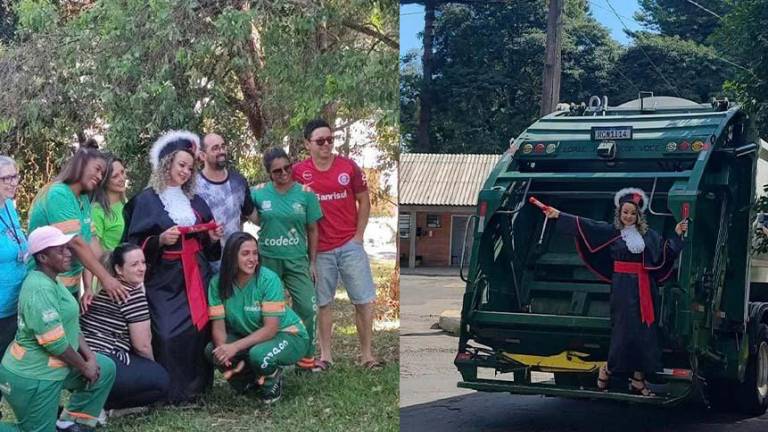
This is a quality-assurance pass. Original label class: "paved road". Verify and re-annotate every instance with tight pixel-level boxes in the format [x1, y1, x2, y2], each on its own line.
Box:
[400, 274, 473, 407]
[399, 273, 768, 431]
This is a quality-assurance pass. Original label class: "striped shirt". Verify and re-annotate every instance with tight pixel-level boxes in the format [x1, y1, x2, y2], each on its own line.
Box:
[80, 282, 150, 355]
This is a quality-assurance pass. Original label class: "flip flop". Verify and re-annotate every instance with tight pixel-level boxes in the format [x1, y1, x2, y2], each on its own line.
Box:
[361, 360, 385, 370]
[312, 359, 333, 372]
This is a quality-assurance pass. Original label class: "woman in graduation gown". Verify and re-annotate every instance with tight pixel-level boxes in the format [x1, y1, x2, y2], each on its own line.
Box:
[123, 131, 224, 403]
[542, 188, 688, 396]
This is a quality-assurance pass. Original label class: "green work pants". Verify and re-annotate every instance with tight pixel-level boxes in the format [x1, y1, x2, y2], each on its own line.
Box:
[0, 353, 116, 432]
[261, 255, 317, 358]
[205, 332, 308, 392]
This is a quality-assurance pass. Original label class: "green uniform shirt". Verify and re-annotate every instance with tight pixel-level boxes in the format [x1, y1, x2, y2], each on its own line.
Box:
[208, 267, 308, 339]
[251, 183, 322, 259]
[91, 201, 125, 252]
[28, 182, 93, 293]
[1, 270, 81, 381]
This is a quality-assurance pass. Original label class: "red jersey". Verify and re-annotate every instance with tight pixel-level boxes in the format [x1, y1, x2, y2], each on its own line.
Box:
[293, 156, 367, 252]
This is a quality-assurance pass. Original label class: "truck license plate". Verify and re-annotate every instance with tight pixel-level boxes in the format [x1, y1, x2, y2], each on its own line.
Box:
[592, 126, 633, 141]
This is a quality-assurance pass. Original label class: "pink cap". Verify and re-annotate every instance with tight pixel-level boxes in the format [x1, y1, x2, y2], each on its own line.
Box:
[27, 226, 77, 255]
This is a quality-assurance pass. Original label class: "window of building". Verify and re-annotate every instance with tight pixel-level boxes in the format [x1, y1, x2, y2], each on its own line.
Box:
[427, 214, 441, 228]
[399, 213, 411, 238]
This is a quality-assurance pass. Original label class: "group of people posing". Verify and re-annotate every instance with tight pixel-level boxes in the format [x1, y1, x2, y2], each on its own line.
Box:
[0, 119, 381, 431]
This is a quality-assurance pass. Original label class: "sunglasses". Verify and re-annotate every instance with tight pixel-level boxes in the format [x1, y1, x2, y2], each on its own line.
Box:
[311, 137, 334, 146]
[270, 164, 292, 175]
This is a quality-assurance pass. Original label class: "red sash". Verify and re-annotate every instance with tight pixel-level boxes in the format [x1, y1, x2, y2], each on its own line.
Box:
[613, 261, 654, 326]
[162, 236, 209, 331]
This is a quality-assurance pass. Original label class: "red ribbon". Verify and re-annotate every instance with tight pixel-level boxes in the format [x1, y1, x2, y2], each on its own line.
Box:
[163, 236, 209, 331]
[613, 261, 654, 326]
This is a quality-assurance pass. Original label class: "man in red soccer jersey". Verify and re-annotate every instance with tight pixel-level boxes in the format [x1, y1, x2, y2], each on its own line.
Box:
[292, 119, 381, 371]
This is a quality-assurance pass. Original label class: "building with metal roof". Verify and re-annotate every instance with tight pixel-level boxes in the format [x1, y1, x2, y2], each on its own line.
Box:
[399, 153, 502, 268]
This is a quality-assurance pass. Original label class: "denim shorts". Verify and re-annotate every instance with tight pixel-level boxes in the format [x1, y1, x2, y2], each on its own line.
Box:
[315, 239, 376, 306]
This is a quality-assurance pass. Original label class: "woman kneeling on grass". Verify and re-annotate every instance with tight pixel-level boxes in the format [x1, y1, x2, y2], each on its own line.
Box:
[205, 232, 309, 404]
[80, 243, 170, 413]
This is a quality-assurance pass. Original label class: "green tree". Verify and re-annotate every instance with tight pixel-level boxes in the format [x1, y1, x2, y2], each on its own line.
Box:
[608, 34, 735, 105]
[635, 0, 733, 45]
[400, 0, 619, 154]
[1, 0, 398, 199]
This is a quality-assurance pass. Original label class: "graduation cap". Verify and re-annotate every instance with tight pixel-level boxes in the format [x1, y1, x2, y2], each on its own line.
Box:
[149, 130, 200, 170]
[614, 187, 648, 212]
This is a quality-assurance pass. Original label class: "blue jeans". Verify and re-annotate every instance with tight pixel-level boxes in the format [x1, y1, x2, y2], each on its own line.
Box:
[315, 239, 376, 306]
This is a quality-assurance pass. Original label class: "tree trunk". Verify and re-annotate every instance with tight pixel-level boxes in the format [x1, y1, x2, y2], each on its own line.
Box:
[235, 1, 268, 145]
[416, 0, 434, 152]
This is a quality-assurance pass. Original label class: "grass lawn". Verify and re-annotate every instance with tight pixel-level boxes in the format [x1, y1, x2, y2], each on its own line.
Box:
[0, 260, 400, 431]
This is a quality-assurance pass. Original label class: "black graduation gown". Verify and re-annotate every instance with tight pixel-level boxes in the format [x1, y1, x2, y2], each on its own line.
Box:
[555, 212, 684, 375]
[123, 188, 221, 403]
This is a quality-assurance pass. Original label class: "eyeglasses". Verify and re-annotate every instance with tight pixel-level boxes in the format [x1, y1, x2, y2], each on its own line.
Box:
[0, 174, 19, 184]
[310, 137, 334, 146]
[270, 165, 292, 175]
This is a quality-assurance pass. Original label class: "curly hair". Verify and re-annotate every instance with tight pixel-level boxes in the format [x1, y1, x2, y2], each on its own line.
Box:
[147, 150, 197, 198]
[613, 203, 649, 234]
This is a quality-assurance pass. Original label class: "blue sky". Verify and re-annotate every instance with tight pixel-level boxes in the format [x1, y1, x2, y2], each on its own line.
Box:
[400, 0, 644, 58]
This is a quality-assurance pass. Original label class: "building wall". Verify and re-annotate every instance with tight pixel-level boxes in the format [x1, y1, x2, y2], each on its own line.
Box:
[399, 208, 473, 267]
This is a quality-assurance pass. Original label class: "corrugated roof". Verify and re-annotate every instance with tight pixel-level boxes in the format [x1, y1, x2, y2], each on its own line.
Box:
[399, 153, 502, 206]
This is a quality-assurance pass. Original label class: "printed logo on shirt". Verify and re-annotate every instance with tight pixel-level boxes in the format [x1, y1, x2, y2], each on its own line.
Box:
[338, 173, 350, 186]
[302, 171, 313, 181]
[42, 309, 59, 323]
[262, 200, 272, 211]
[0, 381, 10, 395]
[292, 202, 305, 214]
[317, 190, 348, 202]
[244, 304, 261, 312]
[263, 229, 300, 247]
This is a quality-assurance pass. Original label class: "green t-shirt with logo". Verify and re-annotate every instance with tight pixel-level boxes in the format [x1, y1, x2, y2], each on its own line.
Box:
[251, 182, 322, 259]
[207, 267, 308, 339]
[28, 182, 93, 294]
[1, 270, 81, 381]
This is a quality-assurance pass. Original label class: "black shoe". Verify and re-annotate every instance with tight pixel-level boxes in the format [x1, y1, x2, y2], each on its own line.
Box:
[260, 368, 284, 404]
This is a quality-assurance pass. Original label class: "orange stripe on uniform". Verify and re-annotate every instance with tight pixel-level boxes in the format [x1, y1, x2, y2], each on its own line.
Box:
[62, 410, 96, 420]
[57, 272, 82, 287]
[261, 302, 286, 313]
[9, 342, 25, 360]
[36, 325, 65, 345]
[281, 325, 300, 335]
[48, 357, 66, 368]
[51, 220, 81, 234]
[208, 305, 225, 318]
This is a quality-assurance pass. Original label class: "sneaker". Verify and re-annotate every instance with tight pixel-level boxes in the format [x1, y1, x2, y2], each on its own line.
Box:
[56, 422, 95, 432]
[260, 368, 284, 404]
[96, 409, 107, 427]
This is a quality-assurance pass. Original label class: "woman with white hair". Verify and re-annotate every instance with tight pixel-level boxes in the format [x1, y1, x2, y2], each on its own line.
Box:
[542, 188, 688, 397]
[123, 131, 224, 403]
[0, 156, 28, 413]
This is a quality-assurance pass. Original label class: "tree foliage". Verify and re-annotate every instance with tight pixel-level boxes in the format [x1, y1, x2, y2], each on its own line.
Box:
[1, 0, 398, 205]
[635, 0, 733, 45]
[400, 0, 619, 153]
[609, 34, 734, 105]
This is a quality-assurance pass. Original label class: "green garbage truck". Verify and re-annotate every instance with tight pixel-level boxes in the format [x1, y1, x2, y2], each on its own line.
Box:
[454, 94, 768, 414]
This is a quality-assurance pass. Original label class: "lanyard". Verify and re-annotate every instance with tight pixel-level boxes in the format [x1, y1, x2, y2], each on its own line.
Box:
[0, 204, 22, 246]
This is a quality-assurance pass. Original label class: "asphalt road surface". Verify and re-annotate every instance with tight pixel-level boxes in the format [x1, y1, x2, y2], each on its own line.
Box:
[400, 273, 768, 432]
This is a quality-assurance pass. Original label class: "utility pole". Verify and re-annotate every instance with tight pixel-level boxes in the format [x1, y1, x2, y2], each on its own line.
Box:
[416, 0, 435, 152]
[540, 0, 564, 116]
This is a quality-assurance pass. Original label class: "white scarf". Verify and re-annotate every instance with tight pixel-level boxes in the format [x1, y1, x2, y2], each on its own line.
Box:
[158, 186, 196, 226]
[621, 224, 645, 254]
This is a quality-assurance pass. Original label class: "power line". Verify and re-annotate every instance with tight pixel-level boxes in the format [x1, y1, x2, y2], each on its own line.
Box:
[686, 0, 721, 19]
[603, 0, 683, 98]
